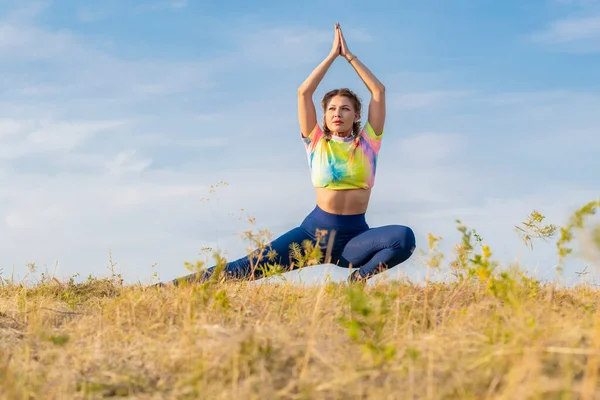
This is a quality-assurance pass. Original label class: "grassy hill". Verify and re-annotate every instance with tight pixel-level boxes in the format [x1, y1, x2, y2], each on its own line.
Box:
[1, 201, 599, 399]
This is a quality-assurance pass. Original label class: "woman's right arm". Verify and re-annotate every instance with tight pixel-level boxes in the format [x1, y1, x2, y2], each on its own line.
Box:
[298, 24, 340, 138]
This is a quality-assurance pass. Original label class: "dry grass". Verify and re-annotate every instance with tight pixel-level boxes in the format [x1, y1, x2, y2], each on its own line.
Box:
[1, 200, 599, 399]
[1, 275, 600, 399]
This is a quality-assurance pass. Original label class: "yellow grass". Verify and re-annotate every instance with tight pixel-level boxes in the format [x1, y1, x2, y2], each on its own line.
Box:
[1, 200, 599, 399]
[1, 276, 600, 399]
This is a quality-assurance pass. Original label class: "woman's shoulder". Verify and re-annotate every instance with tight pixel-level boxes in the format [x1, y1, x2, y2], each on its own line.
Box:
[361, 121, 383, 138]
[301, 123, 325, 151]
[359, 121, 384, 154]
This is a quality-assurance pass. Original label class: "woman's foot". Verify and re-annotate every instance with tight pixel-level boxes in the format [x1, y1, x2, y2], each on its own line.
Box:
[165, 268, 216, 287]
[347, 269, 367, 284]
[151, 280, 174, 288]
[151, 273, 206, 288]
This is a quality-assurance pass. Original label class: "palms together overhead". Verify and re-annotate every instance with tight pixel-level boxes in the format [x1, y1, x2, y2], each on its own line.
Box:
[330, 23, 353, 60]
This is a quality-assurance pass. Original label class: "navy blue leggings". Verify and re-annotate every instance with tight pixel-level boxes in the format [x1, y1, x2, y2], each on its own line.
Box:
[175, 205, 416, 283]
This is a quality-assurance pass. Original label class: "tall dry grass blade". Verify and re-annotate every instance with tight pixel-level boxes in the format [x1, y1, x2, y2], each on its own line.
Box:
[298, 282, 328, 381]
[581, 297, 600, 400]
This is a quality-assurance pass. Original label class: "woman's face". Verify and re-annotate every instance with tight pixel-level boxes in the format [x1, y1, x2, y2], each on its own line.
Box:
[325, 95, 358, 136]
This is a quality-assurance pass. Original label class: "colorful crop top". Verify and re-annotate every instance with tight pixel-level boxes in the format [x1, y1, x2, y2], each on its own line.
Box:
[301, 122, 383, 190]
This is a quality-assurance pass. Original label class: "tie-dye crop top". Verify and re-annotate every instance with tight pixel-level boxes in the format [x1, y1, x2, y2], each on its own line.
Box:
[301, 122, 383, 190]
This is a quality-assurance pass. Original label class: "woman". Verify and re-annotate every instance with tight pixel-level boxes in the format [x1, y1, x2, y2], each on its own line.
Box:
[166, 23, 416, 286]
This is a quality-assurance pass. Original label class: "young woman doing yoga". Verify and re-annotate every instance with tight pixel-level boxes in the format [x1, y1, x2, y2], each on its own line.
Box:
[164, 23, 416, 286]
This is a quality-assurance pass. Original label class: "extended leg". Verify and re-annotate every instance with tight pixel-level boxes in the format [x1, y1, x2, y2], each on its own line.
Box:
[341, 225, 416, 280]
[172, 226, 313, 285]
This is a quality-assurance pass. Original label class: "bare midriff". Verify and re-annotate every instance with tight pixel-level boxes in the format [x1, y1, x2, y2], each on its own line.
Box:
[315, 187, 371, 215]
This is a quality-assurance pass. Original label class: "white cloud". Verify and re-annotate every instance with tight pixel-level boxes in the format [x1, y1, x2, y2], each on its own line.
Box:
[529, 15, 600, 51]
[236, 27, 332, 68]
[141, 1, 189, 11]
[389, 91, 474, 110]
[234, 24, 374, 68]
[0, 19, 81, 60]
[194, 113, 221, 122]
[0, 6, 220, 108]
[76, 6, 113, 23]
[390, 132, 466, 165]
[134, 133, 230, 149]
[167, 0, 188, 8]
[546, 15, 600, 41]
[105, 150, 153, 175]
[74, 2, 186, 24]
[552, 0, 600, 6]
[479, 90, 600, 133]
[481, 90, 576, 105]
[0, 118, 129, 160]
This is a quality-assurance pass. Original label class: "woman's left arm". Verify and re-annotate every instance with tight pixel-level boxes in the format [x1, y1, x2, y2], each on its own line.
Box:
[338, 25, 385, 135]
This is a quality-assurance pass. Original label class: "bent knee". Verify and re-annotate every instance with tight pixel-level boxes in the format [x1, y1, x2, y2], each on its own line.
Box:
[385, 225, 416, 252]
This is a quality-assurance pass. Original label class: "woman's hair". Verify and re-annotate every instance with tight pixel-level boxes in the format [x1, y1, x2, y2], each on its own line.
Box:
[321, 88, 362, 139]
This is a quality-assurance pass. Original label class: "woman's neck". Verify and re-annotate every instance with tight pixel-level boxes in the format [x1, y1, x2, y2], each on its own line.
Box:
[331, 129, 352, 138]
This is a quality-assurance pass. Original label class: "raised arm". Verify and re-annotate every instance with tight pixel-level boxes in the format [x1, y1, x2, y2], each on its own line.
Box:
[298, 24, 341, 138]
[338, 25, 386, 136]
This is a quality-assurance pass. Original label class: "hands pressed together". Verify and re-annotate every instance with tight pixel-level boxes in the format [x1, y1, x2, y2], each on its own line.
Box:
[330, 23, 356, 63]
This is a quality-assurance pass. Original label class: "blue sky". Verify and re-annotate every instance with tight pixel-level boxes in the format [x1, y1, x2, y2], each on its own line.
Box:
[1, 0, 599, 285]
